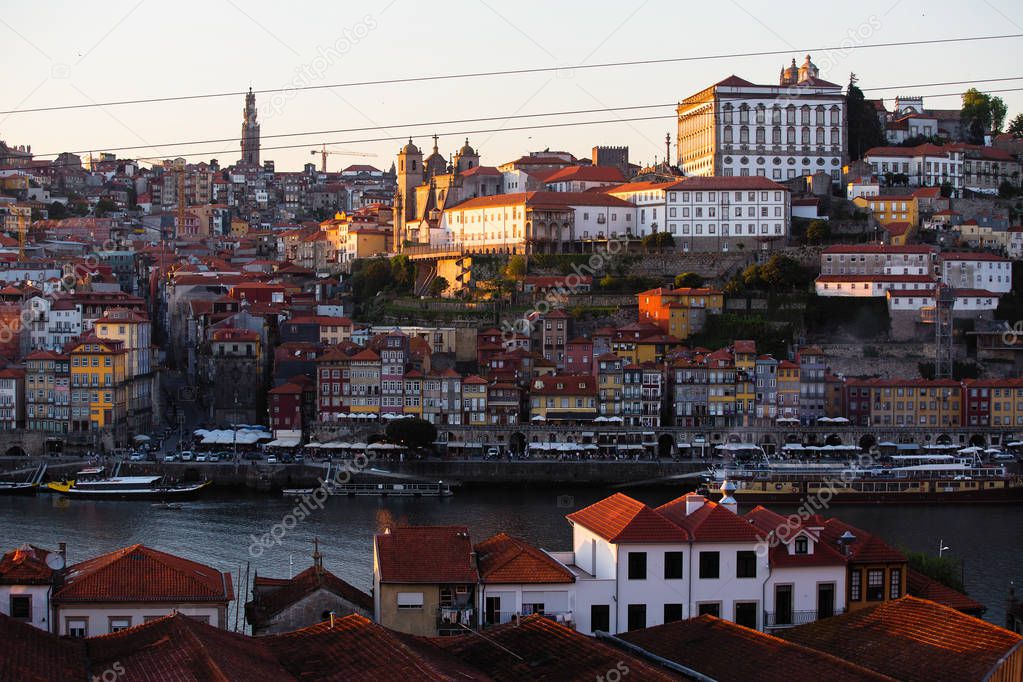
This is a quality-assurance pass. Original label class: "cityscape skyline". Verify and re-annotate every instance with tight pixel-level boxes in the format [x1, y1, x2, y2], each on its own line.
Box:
[2, 0, 1023, 170]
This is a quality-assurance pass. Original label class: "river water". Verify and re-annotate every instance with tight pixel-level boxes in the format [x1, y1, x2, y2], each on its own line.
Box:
[1, 486, 1019, 629]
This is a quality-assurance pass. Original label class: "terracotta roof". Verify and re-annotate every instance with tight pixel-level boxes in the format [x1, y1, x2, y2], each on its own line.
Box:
[530, 374, 596, 396]
[780, 597, 1022, 682]
[55, 544, 233, 603]
[618, 614, 894, 681]
[813, 517, 905, 564]
[906, 568, 986, 615]
[374, 526, 479, 584]
[475, 533, 574, 584]
[0, 613, 85, 681]
[821, 244, 935, 254]
[448, 190, 635, 211]
[427, 614, 678, 680]
[543, 165, 626, 184]
[0, 544, 60, 584]
[567, 493, 688, 544]
[246, 565, 372, 626]
[672, 175, 789, 191]
[657, 495, 763, 542]
[939, 251, 1009, 262]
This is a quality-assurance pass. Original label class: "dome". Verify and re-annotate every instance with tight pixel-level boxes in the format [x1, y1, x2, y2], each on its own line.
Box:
[400, 138, 420, 155]
[458, 137, 477, 156]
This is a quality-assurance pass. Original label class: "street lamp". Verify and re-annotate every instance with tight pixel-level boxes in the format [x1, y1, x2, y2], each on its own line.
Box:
[938, 539, 950, 557]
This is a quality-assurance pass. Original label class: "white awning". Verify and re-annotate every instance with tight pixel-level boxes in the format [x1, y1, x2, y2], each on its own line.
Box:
[266, 437, 300, 448]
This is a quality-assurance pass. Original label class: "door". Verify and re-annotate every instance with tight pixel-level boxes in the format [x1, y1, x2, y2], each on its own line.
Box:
[817, 583, 835, 620]
[734, 602, 758, 629]
[775, 585, 793, 626]
[485, 596, 501, 625]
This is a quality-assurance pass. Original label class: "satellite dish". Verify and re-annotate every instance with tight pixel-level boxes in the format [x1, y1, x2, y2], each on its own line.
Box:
[45, 552, 65, 571]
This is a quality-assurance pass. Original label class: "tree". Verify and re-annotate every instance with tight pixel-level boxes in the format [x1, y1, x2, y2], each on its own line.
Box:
[351, 258, 392, 300]
[94, 198, 117, 217]
[846, 76, 887, 160]
[47, 201, 67, 220]
[428, 276, 449, 297]
[961, 88, 1008, 143]
[1008, 113, 1023, 138]
[758, 254, 805, 289]
[806, 220, 830, 244]
[940, 181, 954, 199]
[505, 254, 527, 280]
[674, 272, 704, 288]
[641, 232, 674, 249]
[741, 264, 762, 288]
[389, 254, 415, 292]
[902, 549, 965, 593]
[385, 417, 437, 450]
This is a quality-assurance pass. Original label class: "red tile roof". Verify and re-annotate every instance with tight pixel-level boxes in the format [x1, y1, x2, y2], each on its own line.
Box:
[0, 613, 85, 681]
[246, 565, 372, 627]
[0, 544, 60, 584]
[427, 614, 678, 680]
[821, 244, 935, 254]
[657, 495, 763, 542]
[475, 533, 574, 584]
[780, 597, 1022, 682]
[543, 165, 626, 184]
[619, 614, 893, 681]
[906, 568, 986, 615]
[567, 493, 688, 544]
[55, 544, 233, 603]
[375, 526, 479, 584]
[448, 190, 635, 211]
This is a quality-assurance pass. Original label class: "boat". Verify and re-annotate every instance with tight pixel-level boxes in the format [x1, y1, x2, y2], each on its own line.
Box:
[327, 481, 454, 497]
[0, 481, 38, 496]
[281, 488, 316, 496]
[708, 453, 1023, 504]
[47, 468, 212, 501]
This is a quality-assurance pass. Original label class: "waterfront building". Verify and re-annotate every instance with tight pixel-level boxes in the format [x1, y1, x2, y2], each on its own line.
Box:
[474, 533, 575, 627]
[637, 286, 724, 340]
[461, 375, 488, 427]
[595, 353, 625, 419]
[529, 374, 597, 423]
[25, 350, 70, 435]
[93, 308, 154, 438]
[347, 348, 381, 416]
[379, 330, 409, 416]
[68, 334, 127, 447]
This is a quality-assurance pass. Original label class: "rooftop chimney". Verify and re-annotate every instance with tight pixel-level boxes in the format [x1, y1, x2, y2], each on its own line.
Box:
[719, 481, 738, 515]
[838, 530, 857, 555]
[57, 542, 67, 561]
[685, 494, 706, 516]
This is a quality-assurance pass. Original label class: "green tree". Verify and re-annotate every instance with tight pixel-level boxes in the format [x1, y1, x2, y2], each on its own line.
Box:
[806, 220, 830, 244]
[428, 276, 449, 297]
[505, 254, 527, 280]
[94, 198, 117, 217]
[940, 182, 954, 198]
[961, 88, 1008, 142]
[641, 232, 674, 249]
[351, 258, 392, 300]
[741, 264, 762, 288]
[389, 254, 415, 292]
[759, 254, 805, 289]
[902, 549, 965, 593]
[846, 76, 887, 160]
[674, 272, 704, 289]
[384, 417, 438, 449]
[1008, 112, 1023, 138]
[47, 201, 67, 219]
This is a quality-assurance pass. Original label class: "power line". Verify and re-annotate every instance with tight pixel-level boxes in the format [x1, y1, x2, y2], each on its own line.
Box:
[1, 33, 1020, 115]
[31, 75, 1023, 158]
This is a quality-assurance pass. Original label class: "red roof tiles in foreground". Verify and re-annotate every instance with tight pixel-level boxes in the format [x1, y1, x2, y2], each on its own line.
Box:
[906, 568, 986, 615]
[780, 596, 1022, 682]
[657, 495, 763, 543]
[426, 614, 679, 681]
[55, 544, 233, 603]
[375, 526, 479, 584]
[475, 533, 574, 584]
[567, 492, 688, 544]
[0, 613, 85, 681]
[618, 614, 894, 681]
[0, 544, 60, 584]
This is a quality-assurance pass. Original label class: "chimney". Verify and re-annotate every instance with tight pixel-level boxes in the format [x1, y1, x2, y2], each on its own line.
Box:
[57, 542, 67, 562]
[719, 481, 738, 514]
[838, 530, 856, 556]
[685, 494, 705, 516]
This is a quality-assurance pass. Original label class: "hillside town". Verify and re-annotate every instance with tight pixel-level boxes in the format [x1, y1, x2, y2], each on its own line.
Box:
[1, 8, 1023, 680]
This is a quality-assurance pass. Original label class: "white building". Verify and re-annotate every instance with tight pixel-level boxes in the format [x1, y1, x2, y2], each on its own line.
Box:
[818, 244, 936, 277]
[815, 274, 936, 297]
[863, 144, 964, 193]
[677, 56, 846, 184]
[886, 288, 1000, 314]
[938, 252, 1013, 294]
[475, 533, 576, 627]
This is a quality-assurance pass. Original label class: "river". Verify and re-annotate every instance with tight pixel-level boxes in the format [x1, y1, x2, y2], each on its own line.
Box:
[1, 486, 1019, 629]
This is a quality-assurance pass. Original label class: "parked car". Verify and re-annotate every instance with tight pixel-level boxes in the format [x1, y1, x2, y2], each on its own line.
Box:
[129, 452, 145, 462]
[208, 453, 220, 463]
[180, 451, 195, 462]
[281, 453, 295, 464]
[195, 453, 208, 462]
[294, 454, 304, 464]
[163, 454, 177, 463]
[485, 447, 501, 459]
[267, 455, 279, 464]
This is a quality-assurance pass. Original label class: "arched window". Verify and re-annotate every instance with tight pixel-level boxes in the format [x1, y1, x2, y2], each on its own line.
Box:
[756, 127, 766, 144]
[816, 128, 825, 145]
[800, 105, 810, 125]
[771, 106, 781, 125]
[772, 127, 781, 144]
[722, 104, 733, 125]
[787, 127, 796, 144]
[740, 127, 749, 144]
[801, 128, 810, 145]
[830, 127, 840, 145]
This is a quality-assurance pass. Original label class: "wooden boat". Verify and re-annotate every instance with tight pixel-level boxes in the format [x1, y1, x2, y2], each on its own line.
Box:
[327, 481, 453, 497]
[281, 488, 316, 496]
[47, 468, 211, 501]
[0, 481, 38, 496]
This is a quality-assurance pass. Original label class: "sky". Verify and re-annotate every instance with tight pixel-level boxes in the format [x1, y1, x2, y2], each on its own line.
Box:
[1, 0, 1021, 172]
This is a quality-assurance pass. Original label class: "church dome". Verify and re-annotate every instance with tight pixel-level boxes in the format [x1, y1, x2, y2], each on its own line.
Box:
[458, 138, 477, 156]
[400, 138, 420, 155]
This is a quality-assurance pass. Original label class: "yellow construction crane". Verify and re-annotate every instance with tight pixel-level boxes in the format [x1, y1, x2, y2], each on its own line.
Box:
[310, 144, 377, 173]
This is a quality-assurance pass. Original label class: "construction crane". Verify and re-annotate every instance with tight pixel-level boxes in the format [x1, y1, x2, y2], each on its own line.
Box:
[310, 144, 377, 173]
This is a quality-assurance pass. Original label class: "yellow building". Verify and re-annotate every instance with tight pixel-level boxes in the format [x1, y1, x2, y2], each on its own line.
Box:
[69, 335, 127, 445]
[529, 374, 597, 422]
[595, 353, 624, 417]
[461, 375, 488, 426]
[402, 371, 423, 418]
[732, 340, 756, 427]
[637, 287, 724, 340]
[93, 308, 154, 438]
[863, 379, 962, 427]
[853, 194, 919, 228]
[776, 360, 800, 420]
[230, 217, 249, 237]
[347, 349, 381, 415]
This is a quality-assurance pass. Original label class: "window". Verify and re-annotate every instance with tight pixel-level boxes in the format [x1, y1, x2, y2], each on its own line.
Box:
[697, 602, 720, 617]
[67, 618, 88, 638]
[734, 602, 758, 629]
[627, 604, 646, 631]
[109, 617, 131, 633]
[736, 551, 756, 578]
[664, 551, 683, 579]
[590, 604, 610, 633]
[9, 594, 30, 619]
[866, 569, 884, 601]
[699, 551, 720, 579]
[794, 536, 808, 554]
[627, 551, 647, 580]
[664, 603, 684, 623]
[889, 568, 902, 599]
[850, 570, 862, 601]
[397, 592, 424, 609]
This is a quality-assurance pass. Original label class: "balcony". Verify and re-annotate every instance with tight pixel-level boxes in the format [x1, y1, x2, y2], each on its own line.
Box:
[764, 608, 843, 629]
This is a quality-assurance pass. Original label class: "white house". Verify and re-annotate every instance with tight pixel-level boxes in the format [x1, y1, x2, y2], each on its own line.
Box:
[475, 533, 576, 628]
[0, 544, 62, 631]
[938, 252, 1013, 294]
[815, 274, 937, 297]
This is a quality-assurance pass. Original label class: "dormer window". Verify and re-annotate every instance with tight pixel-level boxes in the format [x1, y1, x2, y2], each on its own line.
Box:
[794, 536, 808, 554]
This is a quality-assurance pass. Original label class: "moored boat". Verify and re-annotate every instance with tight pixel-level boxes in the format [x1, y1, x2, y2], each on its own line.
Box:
[47, 468, 211, 501]
[0, 481, 38, 496]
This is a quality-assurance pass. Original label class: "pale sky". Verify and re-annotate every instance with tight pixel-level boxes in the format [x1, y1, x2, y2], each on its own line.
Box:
[1, 0, 1021, 171]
